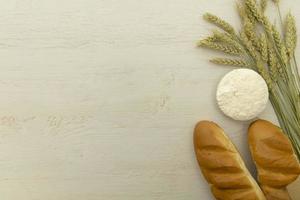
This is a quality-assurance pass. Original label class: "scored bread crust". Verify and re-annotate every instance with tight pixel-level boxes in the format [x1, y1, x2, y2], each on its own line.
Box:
[194, 121, 266, 200]
[248, 119, 300, 200]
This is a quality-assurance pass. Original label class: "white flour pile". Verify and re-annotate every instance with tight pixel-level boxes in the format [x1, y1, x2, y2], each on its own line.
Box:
[216, 69, 269, 121]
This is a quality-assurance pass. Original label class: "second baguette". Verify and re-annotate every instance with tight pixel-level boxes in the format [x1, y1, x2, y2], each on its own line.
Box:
[248, 119, 300, 200]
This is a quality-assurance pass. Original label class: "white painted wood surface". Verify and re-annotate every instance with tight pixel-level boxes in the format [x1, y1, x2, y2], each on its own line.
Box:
[0, 0, 297, 199]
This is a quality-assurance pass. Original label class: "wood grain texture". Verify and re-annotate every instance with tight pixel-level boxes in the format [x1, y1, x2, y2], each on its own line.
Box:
[0, 0, 296, 199]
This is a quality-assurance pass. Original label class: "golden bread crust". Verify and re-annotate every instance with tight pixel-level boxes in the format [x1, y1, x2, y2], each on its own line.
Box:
[194, 121, 266, 200]
[248, 119, 300, 200]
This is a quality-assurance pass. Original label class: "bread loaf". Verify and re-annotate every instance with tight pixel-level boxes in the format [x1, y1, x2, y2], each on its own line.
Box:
[194, 121, 266, 200]
[248, 119, 300, 200]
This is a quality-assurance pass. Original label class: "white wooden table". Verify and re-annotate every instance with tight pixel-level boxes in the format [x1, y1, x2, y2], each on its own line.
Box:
[0, 0, 297, 199]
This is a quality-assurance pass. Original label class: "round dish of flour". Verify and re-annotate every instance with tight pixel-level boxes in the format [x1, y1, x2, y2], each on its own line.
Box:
[216, 69, 269, 121]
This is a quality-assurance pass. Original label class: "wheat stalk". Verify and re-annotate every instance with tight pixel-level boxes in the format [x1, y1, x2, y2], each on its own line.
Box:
[246, 8, 257, 23]
[210, 58, 251, 67]
[197, 36, 217, 44]
[259, 33, 269, 62]
[240, 31, 259, 60]
[272, 26, 289, 64]
[244, 0, 273, 37]
[244, 18, 260, 49]
[198, 40, 243, 55]
[285, 13, 297, 56]
[212, 30, 243, 51]
[268, 42, 281, 81]
[203, 13, 235, 34]
[245, 0, 263, 22]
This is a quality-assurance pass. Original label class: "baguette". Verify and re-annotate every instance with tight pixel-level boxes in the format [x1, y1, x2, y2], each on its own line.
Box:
[194, 121, 266, 200]
[248, 119, 300, 200]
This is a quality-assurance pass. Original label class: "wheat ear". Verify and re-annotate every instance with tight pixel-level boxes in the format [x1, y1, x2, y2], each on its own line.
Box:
[285, 13, 297, 56]
[203, 13, 235, 34]
[198, 40, 243, 55]
[259, 33, 268, 62]
[210, 58, 251, 67]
